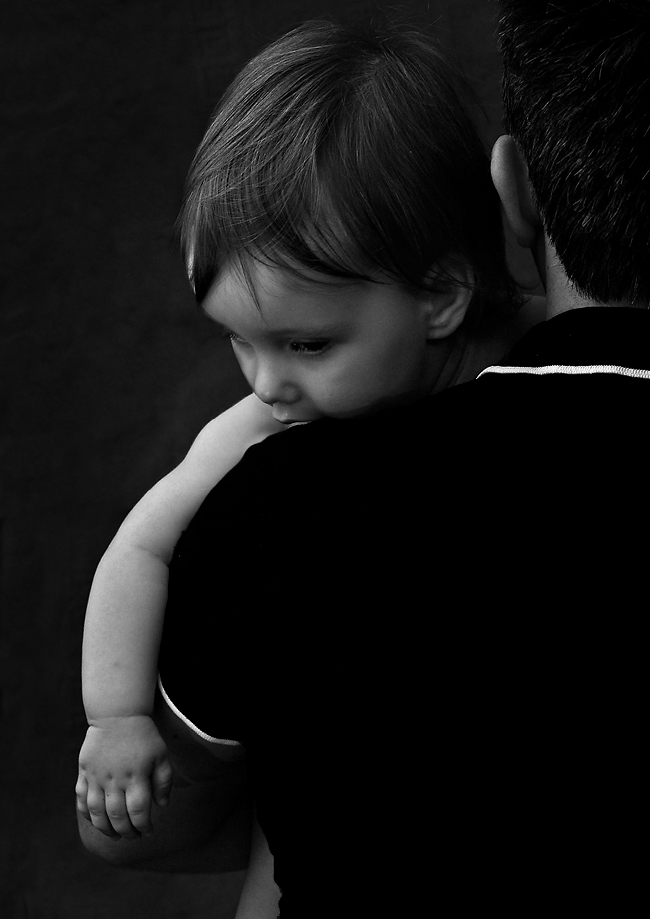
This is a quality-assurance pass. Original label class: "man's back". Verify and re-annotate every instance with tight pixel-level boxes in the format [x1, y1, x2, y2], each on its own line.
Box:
[163, 306, 648, 912]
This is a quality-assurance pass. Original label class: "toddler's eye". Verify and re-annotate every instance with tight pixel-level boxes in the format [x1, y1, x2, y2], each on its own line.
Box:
[290, 340, 331, 355]
[228, 332, 247, 345]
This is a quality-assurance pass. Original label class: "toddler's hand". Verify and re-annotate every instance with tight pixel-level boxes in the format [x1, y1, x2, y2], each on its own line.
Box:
[76, 715, 172, 839]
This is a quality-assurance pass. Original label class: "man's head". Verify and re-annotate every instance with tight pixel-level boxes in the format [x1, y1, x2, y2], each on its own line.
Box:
[494, 1, 650, 306]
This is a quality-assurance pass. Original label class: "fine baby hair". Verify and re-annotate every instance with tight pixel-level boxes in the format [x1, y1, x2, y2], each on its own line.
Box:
[499, 0, 650, 305]
[179, 19, 521, 316]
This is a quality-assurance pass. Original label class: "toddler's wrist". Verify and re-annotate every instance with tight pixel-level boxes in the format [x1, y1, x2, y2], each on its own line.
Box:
[86, 712, 152, 727]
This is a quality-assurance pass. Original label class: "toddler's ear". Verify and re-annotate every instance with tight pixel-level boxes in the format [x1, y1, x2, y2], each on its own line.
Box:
[424, 261, 474, 340]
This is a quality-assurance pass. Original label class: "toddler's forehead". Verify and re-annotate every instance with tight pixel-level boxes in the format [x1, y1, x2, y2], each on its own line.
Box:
[204, 259, 422, 339]
[215, 257, 367, 301]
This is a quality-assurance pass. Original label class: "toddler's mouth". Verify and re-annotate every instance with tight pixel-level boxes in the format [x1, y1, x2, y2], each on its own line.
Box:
[273, 409, 315, 425]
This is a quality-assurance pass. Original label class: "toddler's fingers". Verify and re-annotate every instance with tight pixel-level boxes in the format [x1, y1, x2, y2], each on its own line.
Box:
[124, 783, 154, 835]
[75, 774, 90, 820]
[151, 757, 173, 808]
[104, 788, 141, 840]
[85, 785, 121, 839]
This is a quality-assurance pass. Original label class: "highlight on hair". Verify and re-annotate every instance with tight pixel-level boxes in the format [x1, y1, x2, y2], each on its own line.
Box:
[178, 20, 521, 315]
[499, 0, 650, 305]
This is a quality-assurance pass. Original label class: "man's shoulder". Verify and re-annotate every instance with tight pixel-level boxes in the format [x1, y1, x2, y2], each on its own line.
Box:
[217, 387, 496, 543]
[241, 383, 490, 462]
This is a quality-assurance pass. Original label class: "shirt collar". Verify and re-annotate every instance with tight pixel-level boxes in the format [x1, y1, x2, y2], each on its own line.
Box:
[495, 307, 650, 372]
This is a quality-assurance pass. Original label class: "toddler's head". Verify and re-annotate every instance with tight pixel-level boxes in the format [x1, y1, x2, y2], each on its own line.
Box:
[178, 21, 520, 422]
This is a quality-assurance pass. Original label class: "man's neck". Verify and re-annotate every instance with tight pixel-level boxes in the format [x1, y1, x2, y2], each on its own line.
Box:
[539, 236, 641, 317]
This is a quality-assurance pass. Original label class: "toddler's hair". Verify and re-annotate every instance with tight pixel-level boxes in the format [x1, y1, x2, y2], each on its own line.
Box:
[179, 20, 520, 313]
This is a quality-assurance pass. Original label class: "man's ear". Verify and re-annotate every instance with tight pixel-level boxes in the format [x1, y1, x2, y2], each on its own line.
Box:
[424, 262, 475, 341]
[491, 135, 540, 248]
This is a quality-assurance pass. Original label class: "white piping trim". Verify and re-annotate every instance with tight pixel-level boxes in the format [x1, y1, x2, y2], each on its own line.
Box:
[157, 675, 242, 746]
[477, 364, 650, 380]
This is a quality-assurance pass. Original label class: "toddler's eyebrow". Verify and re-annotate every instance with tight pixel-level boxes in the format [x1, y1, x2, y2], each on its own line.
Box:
[287, 275, 364, 292]
[265, 322, 345, 338]
[211, 317, 346, 339]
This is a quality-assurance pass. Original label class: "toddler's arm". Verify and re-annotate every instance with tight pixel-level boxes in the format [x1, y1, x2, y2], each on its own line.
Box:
[76, 394, 285, 840]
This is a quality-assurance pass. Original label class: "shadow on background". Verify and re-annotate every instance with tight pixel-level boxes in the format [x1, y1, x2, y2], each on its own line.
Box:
[0, 1, 540, 916]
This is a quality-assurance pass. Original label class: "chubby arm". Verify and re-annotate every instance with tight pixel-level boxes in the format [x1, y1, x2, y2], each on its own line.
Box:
[81, 394, 283, 714]
[76, 395, 284, 839]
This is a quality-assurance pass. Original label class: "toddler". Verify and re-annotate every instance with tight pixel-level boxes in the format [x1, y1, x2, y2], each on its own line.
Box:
[76, 19, 542, 916]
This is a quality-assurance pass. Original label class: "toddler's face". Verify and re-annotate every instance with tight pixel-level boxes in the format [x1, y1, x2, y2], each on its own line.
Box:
[203, 261, 441, 423]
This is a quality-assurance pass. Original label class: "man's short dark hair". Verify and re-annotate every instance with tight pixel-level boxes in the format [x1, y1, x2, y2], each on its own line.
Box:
[499, 1, 650, 305]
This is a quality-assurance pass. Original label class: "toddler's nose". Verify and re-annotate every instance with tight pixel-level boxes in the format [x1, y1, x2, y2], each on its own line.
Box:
[253, 363, 300, 406]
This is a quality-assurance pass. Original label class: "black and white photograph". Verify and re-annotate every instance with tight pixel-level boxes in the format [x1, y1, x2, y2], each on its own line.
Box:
[2, 1, 646, 915]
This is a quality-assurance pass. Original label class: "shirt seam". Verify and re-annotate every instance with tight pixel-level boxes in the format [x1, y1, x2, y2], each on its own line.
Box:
[477, 364, 650, 380]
